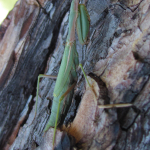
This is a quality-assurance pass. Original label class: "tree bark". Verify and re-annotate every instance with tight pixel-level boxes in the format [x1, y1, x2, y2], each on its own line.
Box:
[0, 0, 150, 150]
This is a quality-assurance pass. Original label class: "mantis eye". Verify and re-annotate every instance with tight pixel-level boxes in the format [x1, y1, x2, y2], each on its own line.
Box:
[77, 4, 90, 45]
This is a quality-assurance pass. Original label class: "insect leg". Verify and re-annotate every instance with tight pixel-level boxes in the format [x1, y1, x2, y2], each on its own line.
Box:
[98, 103, 133, 108]
[79, 65, 132, 109]
[35, 74, 57, 120]
[79, 63, 91, 87]
[52, 82, 76, 146]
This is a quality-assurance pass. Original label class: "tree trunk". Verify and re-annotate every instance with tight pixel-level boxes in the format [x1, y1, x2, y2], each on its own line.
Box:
[0, 0, 150, 149]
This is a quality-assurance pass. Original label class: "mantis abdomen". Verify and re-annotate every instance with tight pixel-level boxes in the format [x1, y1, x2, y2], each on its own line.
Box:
[44, 42, 79, 130]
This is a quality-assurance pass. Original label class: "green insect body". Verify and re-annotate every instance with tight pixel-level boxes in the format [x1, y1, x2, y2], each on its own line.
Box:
[44, 0, 87, 131]
[77, 4, 90, 45]
[35, 0, 133, 147]
[44, 42, 79, 131]
[40, 0, 90, 145]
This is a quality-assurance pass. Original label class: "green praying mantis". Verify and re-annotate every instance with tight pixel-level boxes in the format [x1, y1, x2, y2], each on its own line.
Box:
[36, 0, 90, 146]
[35, 0, 132, 147]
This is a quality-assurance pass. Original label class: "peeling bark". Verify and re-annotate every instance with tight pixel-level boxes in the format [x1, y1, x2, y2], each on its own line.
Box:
[0, 0, 150, 150]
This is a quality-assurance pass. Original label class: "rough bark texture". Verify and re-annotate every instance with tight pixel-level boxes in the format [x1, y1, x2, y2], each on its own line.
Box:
[0, 0, 150, 150]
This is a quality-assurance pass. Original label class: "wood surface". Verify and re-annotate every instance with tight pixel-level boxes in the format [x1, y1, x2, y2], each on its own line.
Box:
[0, 0, 150, 149]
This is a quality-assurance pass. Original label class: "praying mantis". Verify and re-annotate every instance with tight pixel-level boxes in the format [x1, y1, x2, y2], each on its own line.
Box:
[36, 0, 90, 146]
[35, 0, 132, 147]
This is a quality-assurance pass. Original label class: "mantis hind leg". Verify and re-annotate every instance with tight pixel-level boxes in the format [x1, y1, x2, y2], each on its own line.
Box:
[52, 82, 76, 146]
